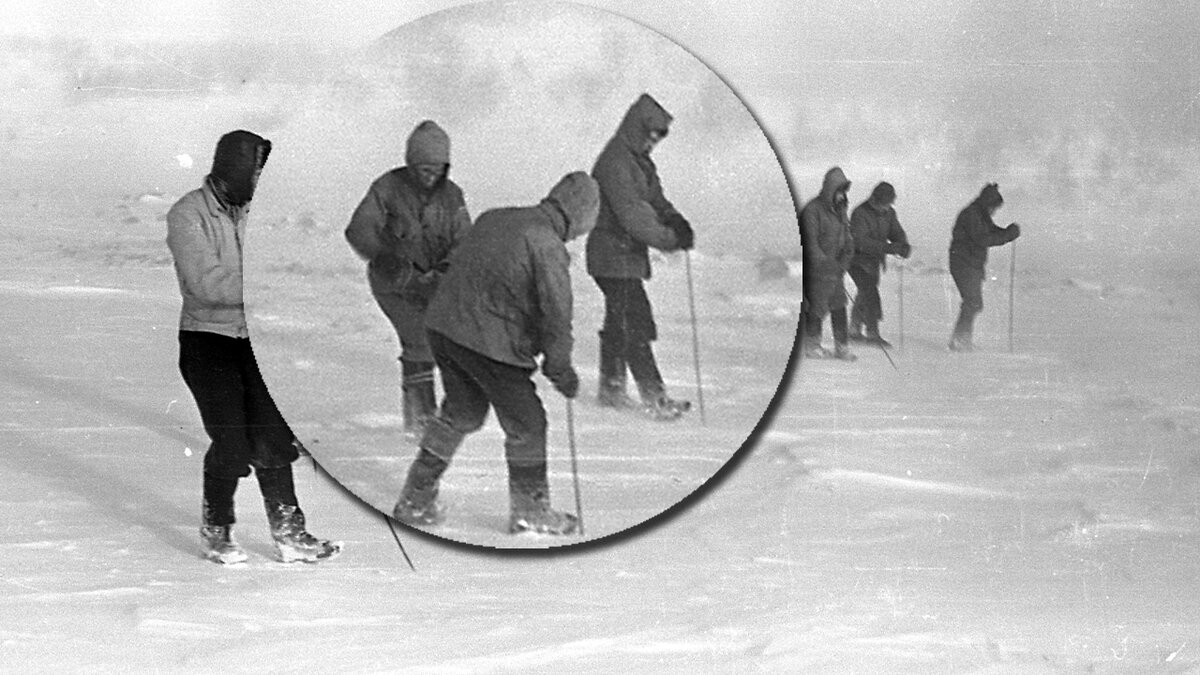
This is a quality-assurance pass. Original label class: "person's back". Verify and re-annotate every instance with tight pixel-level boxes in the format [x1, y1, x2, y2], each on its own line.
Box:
[425, 202, 571, 370]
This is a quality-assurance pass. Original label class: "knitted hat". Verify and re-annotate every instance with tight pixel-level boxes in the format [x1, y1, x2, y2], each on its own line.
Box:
[406, 120, 450, 167]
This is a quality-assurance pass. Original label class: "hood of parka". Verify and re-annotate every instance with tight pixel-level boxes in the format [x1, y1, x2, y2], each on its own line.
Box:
[209, 129, 271, 207]
[818, 166, 851, 208]
[614, 93, 673, 155]
[545, 171, 600, 241]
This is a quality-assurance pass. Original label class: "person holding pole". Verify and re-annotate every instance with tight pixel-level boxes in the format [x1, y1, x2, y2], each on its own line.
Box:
[587, 93, 695, 421]
[948, 183, 1020, 352]
[848, 181, 911, 348]
[391, 172, 600, 536]
[800, 167, 857, 361]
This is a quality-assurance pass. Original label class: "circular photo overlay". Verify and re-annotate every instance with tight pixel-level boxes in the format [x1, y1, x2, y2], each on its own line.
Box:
[245, 0, 801, 549]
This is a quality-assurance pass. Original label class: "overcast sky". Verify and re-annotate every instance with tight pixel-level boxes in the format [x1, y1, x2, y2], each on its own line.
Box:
[4, 0, 1198, 271]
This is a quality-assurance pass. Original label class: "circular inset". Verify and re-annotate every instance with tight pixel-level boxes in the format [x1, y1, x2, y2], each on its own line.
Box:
[244, 0, 800, 549]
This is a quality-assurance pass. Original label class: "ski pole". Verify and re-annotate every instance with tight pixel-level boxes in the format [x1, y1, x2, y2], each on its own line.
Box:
[566, 398, 584, 536]
[1008, 239, 1016, 354]
[897, 262, 905, 352]
[878, 341, 897, 367]
[684, 251, 707, 424]
[384, 513, 417, 572]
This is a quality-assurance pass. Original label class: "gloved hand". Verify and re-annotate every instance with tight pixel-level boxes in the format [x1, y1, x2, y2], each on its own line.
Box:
[1006, 223, 1021, 241]
[544, 363, 579, 399]
[409, 269, 440, 304]
[665, 213, 695, 251]
[886, 242, 912, 258]
[372, 250, 407, 278]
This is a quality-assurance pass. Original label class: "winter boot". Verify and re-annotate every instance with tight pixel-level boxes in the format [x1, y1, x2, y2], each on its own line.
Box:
[638, 385, 689, 421]
[507, 463, 579, 536]
[392, 418, 460, 526]
[864, 324, 892, 348]
[596, 332, 638, 409]
[392, 448, 449, 526]
[264, 501, 343, 563]
[833, 342, 858, 361]
[257, 465, 342, 563]
[949, 312, 975, 352]
[401, 359, 438, 436]
[200, 473, 247, 565]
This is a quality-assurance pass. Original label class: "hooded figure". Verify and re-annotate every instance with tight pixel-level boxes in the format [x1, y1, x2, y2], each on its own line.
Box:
[585, 93, 694, 420]
[847, 181, 911, 346]
[392, 172, 600, 537]
[800, 166, 857, 360]
[167, 129, 340, 565]
[345, 120, 472, 436]
[947, 183, 1020, 351]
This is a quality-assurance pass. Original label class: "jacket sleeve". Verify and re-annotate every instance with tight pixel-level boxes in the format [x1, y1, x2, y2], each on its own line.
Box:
[344, 181, 389, 261]
[166, 203, 242, 307]
[888, 210, 909, 246]
[800, 205, 834, 270]
[962, 208, 1013, 248]
[849, 206, 885, 256]
[531, 237, 574, 374]
[595, 156, 678, 251]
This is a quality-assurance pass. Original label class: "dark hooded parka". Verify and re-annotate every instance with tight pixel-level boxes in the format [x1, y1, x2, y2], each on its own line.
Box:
[948, 183, 1020, 347]
[801, 167, 855, 320]
[585, 93, 688, 280]
[421, 172, 600, 467]
[848, 181, 910, 334]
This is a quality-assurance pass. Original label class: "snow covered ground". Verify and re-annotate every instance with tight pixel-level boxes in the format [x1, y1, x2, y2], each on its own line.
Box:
[3, 188, 1199, 672]
[4, 1, 1200, 672]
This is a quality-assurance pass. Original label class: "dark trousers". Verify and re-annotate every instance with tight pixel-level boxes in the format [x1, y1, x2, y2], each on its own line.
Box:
[802, 271, 849, 345]
[373, 290, 433, 365]
[178, 331, 298, 480]
[428, 330, 547, 467]
[594, 277, 664, 394]
[848, 263, 883, 330]
[949, 260, 985, 337]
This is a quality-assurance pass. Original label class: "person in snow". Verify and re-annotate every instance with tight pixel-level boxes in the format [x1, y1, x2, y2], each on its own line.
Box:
[345, 120, 472, 437]
[166, 130, 341, 565]
[800, 167, 857, 360]
[848, 181, 911, 347]
[586, 93, 695, 421]
[391, 172, 600, 536]
[948, 182, 1021, 351]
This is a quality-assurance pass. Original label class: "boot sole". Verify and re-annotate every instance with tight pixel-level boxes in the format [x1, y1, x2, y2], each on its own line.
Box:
[275, 541, 344, 563]
[202, 548, 249, 565]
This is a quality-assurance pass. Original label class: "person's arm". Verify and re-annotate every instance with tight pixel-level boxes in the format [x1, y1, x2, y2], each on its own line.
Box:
[532, 236, 578, 397]
[885, 210, 912, 257]
[596, 158, 679, 251]
[801, 206, 835, 272]
[166, 203, 242, 307]
[963, 208, 1018, 248]
[850, 206, 886, 256]
[344, 181, 389, 261]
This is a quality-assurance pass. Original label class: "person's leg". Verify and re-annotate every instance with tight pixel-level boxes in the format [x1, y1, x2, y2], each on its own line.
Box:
[950, 263, 984, 350]
[393, 330, 490, 526]
[828, 278, 857, 361]
[240, 340, 339, 562]
[594, 277, 635, 407]
[452, 347, 575, 535]
[802, 273, 834, 357]
[847, 264, 871, 338]
[178, 331, 253, 563]
[374, 291, 438, 434]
